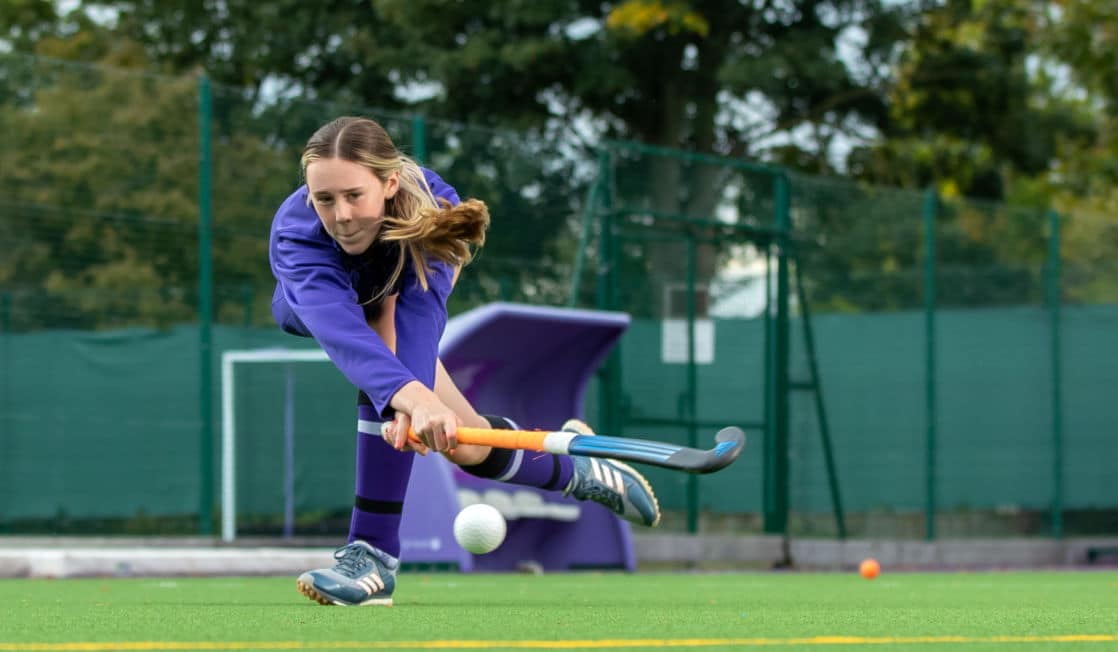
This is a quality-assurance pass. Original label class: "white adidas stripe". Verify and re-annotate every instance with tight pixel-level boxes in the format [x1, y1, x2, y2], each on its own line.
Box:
[356, 573, 383, 594]
[591, 459, 605, 483]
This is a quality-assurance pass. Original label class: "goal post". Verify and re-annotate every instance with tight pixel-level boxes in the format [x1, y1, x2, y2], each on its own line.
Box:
[220, 348, 329, 542]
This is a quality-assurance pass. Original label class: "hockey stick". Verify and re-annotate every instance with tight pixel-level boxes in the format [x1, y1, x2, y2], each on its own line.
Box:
[382, 423, 746, 475]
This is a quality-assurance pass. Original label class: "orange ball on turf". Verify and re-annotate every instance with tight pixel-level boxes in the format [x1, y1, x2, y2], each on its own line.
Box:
[859, 558, 880, 579]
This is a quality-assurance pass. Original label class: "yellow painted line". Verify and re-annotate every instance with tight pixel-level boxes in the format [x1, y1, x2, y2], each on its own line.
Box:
[0, 636, 1116, 650]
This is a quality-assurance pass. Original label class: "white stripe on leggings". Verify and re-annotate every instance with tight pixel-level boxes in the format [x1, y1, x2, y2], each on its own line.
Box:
[494, 449, 525, 482]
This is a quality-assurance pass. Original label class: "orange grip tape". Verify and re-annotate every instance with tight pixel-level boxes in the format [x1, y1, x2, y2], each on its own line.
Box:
[407, 426, 549, 452]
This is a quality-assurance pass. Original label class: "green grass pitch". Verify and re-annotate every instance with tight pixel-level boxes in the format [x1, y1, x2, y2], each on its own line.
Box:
[1, 570, 1116, 651]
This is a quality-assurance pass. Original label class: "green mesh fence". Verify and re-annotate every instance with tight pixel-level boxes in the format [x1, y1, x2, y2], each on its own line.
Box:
[228, 355, 356, 536]
[583, 142, 782, 531]
[595, 142, 1118, 539]
[931, 199, 1052, 537]
[784, 176, 928, 538]
[2, 52, 1116, 540]
[1060, 211, 1118, 534]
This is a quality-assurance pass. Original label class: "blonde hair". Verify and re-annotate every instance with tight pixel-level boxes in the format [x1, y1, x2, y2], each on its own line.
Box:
[300, 116, 489, 296]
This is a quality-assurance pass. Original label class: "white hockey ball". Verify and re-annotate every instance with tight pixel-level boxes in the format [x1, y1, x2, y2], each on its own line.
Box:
[453, 503, 507, 554]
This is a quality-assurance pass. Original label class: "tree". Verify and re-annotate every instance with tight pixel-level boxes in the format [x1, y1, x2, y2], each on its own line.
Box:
[0, 44, 297, 329]
[0, 0, 57, 52]
[825, 0, 1115, 311]
[46, 1, 910, 313]
[372, 0, 909, 311]
[847, 0, 1092, 199]
[1036, 0, 1118, 303]
[15, 1, 1111, 317]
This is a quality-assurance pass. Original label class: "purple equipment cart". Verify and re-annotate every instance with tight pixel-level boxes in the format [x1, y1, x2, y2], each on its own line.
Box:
[397, 303, 636, 572]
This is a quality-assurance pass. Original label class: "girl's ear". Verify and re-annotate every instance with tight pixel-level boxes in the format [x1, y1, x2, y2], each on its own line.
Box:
[384, 171, 400, 199]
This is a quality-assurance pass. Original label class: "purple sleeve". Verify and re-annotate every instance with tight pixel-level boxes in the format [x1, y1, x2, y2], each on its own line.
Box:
[269, 189, 415, 419]
[423, 167, 460, 205]
[268, 168, 460, 419]
[393, 258, 454, 393]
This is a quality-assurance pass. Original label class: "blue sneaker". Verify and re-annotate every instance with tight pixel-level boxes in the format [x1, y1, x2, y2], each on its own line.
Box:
[561, 419, 662, 527]
[296, 541, 398, 606]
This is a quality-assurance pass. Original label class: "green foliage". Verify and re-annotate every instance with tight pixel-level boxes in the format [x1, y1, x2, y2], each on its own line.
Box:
[49, 1, 910, 169]
[2, 0, 1116, 323]
[87, 0, 404, 106]
[0, 0, 57, 51]
[850, 0, 1085, 199]
[0, 0, 915, 318]
[830, 0, 1116, 311]
[1033, 1, 1118, 303]
[1043, 0, 1118, 109]
[0, 54, 193, 328]
[0, 52, 295, 329]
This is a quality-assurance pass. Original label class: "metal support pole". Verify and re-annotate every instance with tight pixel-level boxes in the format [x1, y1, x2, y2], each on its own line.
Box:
[793, 261, 846, 539]
[685, 232, 699, 534]
[568, 177, 601, 308]
[764, 173, 791, 537]
[1046, 209, 1064, 539]
[283, 365, 296, 539]
[197, 74, 215, 536]
[595, 150, 619, 436]
[923, 189, 938, 541]
[762, 245, 774, 530]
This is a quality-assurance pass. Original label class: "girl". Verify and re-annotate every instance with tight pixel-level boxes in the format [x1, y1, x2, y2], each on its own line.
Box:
[269, 116, 660, 607]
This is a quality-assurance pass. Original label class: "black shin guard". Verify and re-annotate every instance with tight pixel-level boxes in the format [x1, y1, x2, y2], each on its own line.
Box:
[458, 415, 517, 479]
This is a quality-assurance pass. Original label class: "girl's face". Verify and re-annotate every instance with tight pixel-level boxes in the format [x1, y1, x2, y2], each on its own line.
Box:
[306, 158, 399, 255]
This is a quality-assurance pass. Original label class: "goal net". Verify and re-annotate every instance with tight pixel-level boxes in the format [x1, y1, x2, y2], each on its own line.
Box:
[220, 348, 357, 542]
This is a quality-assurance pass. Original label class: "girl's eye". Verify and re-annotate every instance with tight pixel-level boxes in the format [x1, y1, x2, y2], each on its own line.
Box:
[347, 193, 362, 201]
[315, 197, 334, 205]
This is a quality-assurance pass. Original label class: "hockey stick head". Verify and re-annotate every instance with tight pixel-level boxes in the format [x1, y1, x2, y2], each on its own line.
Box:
[663, 426, 747, 474]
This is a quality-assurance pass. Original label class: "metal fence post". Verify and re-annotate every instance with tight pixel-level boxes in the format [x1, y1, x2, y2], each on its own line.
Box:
[685, 230, 699, 534]
[1047, 209, 1064, 539]
[764, 172, 791, 537]
[595, 149, 619, 436]
[0, 291, 8, 485]
[568, 170, 602, 308]
[923, 188, 938, 541]
[198, 74, 215, 536]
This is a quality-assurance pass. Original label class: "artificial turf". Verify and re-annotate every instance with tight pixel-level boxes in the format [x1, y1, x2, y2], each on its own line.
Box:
[1, 570, 1116, 651]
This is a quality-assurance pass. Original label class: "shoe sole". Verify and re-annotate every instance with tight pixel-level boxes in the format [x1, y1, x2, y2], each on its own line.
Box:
[564, 421, 662, 528]
[297, 578, 393, 607]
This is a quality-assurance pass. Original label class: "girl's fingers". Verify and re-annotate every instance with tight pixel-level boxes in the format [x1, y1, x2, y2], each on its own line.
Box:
[392, 415, 430, 455]
[392, 415, 411, 450]
[444, 421, 458, 452]
[394, 408, 460, 453]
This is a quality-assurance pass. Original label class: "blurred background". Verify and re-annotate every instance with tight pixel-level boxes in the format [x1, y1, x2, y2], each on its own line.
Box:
[0, 1, 1115, 554]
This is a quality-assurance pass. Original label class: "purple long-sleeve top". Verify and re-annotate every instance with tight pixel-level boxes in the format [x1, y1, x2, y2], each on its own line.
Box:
[269, 168, 461, 419]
